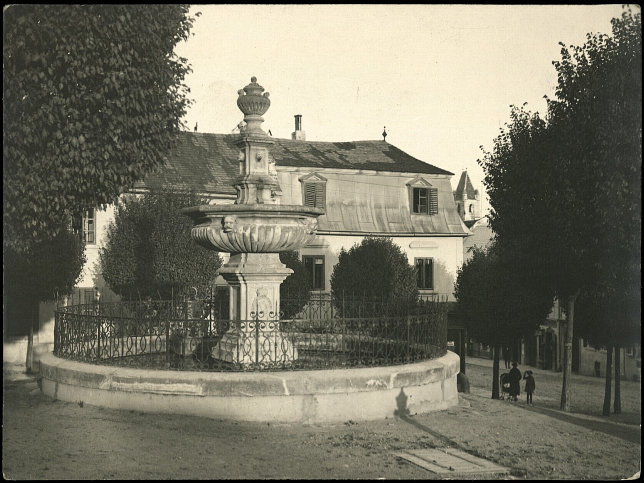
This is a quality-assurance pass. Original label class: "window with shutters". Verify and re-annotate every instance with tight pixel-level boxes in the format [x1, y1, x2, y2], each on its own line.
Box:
[407, 176, 438, 215]
[303, 182, 326, 209]
[299, 173, 327, 210]
[415, 258, 434, 290]
[412, 188, 438, 214]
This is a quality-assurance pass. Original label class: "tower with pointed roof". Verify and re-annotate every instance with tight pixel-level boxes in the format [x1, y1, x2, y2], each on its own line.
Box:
[453, 170, 481, 223]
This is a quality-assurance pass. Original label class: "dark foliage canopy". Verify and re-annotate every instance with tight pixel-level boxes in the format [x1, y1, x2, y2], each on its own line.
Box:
[5, 227, 86, 334]
[99, 191, 221, 301]
[575, 286, 641, 350]
[330, 237, 419, 315]
[478, 7, 641, 310]
[454, 243, 554, 348]
[3, 5, 198, 253]
[279, 251, 312, 319]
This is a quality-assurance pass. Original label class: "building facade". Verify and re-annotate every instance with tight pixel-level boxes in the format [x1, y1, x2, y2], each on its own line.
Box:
[18, 123, 469, 358]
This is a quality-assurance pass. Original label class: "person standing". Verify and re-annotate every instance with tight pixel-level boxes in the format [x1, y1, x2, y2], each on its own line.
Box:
[503, 346, 511, 369]
[523, 370, 536, 405]
[508, 361, 521, 401]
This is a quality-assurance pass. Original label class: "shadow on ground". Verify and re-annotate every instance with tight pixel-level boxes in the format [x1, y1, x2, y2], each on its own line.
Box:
[523, 404, 641, 445]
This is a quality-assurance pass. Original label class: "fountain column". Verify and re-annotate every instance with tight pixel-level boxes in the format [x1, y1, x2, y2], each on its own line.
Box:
[184, 77, 323, 366]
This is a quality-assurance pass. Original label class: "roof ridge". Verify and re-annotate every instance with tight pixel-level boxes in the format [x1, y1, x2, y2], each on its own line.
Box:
[172, 131, 452, 176]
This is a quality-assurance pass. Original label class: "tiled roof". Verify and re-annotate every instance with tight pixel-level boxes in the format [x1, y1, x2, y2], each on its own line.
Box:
[454, 171, 478, 200]
[134, 132, 238, 195]
[463, 219, 478, 229]
[135, 131, 452, 194]
[275, 138, 453, 175]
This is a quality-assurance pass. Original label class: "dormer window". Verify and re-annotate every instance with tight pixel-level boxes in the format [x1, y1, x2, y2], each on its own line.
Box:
[407, 176, 438, 215]
[299, 173, 327, 210]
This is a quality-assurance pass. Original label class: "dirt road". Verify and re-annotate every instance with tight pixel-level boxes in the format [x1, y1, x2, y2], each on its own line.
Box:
[2, 359, 640, 480]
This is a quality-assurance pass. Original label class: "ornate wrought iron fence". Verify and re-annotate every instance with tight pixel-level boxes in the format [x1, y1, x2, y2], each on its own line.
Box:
[54, 294, 447, 371]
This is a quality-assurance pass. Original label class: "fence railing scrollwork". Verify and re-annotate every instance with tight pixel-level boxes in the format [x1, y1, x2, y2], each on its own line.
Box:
[54, 293, 448, 372]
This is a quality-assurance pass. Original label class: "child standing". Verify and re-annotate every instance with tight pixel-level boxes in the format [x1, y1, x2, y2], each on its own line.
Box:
[523, 370, 535, 405]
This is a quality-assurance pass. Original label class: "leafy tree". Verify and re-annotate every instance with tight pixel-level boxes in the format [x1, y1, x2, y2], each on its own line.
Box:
[330, 237, 418, 316]
[3, 4, 198, 252]
[575, 285, 640, 415]
[99, 191, 222, 301]
[4, 227, 85, 372]
[3, 4, 198, 370]
[278, 251, 312, 319]
[478, 6, 641, 411]
[546, 7, 641, 413]
[454, 243, 553, 399]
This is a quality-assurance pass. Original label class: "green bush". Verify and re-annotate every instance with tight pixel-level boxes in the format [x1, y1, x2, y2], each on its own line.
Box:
[330, 237, 419, 316]
[99, 191, 222, 301]
[4, 227, 85, 336]
[279, 251, 312, 319]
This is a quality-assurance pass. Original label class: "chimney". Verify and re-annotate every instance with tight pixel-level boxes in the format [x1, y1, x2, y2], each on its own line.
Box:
[291, 114, 306, 141]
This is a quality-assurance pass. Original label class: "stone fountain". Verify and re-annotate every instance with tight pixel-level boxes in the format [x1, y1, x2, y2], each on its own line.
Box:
[183, 77, 323, 365]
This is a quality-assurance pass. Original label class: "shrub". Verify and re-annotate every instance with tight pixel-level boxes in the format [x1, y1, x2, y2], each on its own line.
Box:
[99, 191, 222, 301]
[330, 237, 419, 316]
[4, 227, 85, 336]
[279, 251, 312, 319]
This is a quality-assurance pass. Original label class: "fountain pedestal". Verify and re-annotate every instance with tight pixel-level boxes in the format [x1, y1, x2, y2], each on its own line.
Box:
[184, 77, 323, 368]
[212, 253, 298, 365]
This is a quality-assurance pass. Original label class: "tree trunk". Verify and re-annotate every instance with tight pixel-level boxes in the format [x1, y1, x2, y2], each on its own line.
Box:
[492, 343, 500, 399]
[614, 344, 621, 414]
[26, 325, 34, 374]
[25, 301, 37, 374]
[602, 345, 613, 416]
[560, 291, 578, 411]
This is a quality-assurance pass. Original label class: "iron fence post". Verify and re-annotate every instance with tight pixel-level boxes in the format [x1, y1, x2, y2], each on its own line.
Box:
[97, 318, 101, 363]
[54, 310, 59, 355]
[165, 315, 170, 366]
[255, 313, 259, 367]
[236, 320, 240, 367]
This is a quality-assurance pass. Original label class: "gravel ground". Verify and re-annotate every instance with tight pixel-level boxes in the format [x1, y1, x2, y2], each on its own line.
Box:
[2, 357, 641, 480]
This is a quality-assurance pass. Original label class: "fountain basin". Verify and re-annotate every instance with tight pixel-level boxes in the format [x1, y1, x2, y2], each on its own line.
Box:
[182, 204, 324, 253]
[39, 351, 460, 423]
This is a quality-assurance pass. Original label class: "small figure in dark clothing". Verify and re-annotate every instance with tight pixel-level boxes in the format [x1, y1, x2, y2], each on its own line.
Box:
[523, 370, 536, 405]
[502, 346, 511, 369]
[508, 361, 521, 401]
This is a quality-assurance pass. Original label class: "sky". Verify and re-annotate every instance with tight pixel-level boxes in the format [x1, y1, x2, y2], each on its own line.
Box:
[175, 4, 629, 213]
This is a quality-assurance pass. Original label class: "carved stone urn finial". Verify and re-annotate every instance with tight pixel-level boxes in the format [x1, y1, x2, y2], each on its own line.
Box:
[237, 76, 271, 134]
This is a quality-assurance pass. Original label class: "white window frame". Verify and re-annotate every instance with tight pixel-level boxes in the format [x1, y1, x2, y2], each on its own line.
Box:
[406, 176, 438, 215]
[83, 209, 96, 245]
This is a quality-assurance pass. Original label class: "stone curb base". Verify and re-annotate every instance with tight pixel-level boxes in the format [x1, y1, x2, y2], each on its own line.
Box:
[39, 351, 460, 423]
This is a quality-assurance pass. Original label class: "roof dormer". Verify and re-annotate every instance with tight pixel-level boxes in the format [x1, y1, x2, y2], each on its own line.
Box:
[407, 176, 438, 215]
[299, 172, 327, 209]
